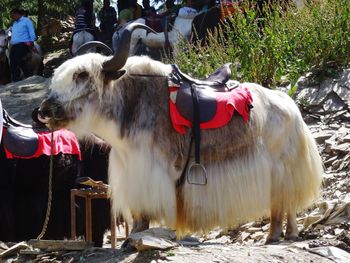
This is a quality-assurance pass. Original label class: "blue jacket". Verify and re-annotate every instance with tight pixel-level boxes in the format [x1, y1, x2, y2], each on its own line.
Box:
[10, 16, 36, 45]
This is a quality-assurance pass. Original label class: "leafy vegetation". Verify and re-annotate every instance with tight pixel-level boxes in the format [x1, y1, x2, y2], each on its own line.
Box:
[171, 0, 350, 88]
[0, 0, 113, 30]
[0, 0, 84, 31]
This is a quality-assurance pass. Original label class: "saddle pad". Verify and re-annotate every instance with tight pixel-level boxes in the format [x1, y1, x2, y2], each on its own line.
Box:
[169, 85, 253, 134]
[3, 129, 82, 160]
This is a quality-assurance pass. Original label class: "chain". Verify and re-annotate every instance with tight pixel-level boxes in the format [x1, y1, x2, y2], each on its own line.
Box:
[37, 130, 54, 240]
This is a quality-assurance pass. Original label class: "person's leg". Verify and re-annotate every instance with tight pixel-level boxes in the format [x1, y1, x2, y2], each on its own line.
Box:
[9, 45, 22, 82]
[21, 48, 32, 78]
[9, 44, 30, 82]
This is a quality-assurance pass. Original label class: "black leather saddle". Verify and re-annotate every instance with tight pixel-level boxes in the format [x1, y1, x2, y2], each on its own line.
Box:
[2, 109, 39, 157]
[171, 63, 239, 123]
[170, 64, 240, 186]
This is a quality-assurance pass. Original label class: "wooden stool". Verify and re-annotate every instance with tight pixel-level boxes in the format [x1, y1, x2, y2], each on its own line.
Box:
[70, 188, 129, 248]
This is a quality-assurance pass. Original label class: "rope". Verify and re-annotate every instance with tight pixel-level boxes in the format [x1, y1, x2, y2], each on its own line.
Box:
[37, 130, 54, 240]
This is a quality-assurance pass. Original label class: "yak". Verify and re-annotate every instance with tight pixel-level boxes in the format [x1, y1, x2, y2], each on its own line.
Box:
[0, 30, 44, 84]
[0, 104, 111, 246]
[0, 30, 11, 84]
[71, 30, 95, 56]
[38, 23, 323, 243]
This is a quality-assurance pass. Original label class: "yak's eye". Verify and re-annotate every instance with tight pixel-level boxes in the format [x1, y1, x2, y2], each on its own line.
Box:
[74, 71, 89, 83]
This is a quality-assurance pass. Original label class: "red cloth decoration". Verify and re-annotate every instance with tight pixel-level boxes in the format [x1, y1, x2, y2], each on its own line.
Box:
[169, 85, 253, 134]
[3, 129, 82, 160]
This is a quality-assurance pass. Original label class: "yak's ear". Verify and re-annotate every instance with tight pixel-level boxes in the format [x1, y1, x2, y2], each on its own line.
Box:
[103, 69, 126, 82]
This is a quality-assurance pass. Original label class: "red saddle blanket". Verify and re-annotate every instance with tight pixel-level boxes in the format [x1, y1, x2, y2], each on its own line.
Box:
[4, 129, 82, 160]
[169, 85, 253, 134]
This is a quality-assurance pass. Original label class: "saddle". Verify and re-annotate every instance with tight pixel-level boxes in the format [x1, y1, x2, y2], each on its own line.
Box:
[170, 63, 241, 186]
[171, 63, 239, 123]
[1, 107, 82, 160]
[2, 109, 39, 157]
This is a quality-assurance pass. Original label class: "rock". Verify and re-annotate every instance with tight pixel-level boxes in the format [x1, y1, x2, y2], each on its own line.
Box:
[308, 246, 350, 263]
[323, 92, 347, 113]
[0, 242, 30, 258]
[262, 224, 270, 232]
[250, 232, 265, 240]
[125, 228, 177, 251]
[0, 76, 49, 123]
[240, 232, 251, 242]
[246, 227, 262, 233]
[341, 134, 350, 143]
[303, 215, 322, 228]
[334, 229, 345, 236]
[132, 235, 177, 251]
[0, 242, 8, 252]
[28, 239, 94, 251]
[333, 84, 350, 105]
[178, 236, 200, 246]
[313, 130, 334, 144]
[39, 15, 74, 52]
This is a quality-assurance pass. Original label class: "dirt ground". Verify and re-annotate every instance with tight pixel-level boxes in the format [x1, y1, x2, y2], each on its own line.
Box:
[16, 232, 344, 263]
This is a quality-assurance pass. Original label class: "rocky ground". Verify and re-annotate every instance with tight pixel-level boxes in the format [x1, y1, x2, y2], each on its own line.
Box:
[0, 65, 349, 262]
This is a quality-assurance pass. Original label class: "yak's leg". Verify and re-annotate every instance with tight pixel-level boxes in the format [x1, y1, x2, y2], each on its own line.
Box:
[285, 211, 299, 241]
[121, 215, 149, 250]
[131, 215, 150, 233]
[266, 207, 284, 244]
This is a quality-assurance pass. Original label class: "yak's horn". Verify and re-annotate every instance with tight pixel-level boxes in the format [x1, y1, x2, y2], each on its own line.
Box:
[102, 23, 156, 72]
[76, 41, 114, 56]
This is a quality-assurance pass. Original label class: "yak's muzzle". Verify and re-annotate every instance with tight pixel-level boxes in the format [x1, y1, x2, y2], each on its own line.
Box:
[38, 97, 66, 125]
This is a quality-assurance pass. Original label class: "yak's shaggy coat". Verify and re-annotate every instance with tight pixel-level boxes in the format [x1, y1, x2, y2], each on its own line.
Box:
[43, 53, 323, 239]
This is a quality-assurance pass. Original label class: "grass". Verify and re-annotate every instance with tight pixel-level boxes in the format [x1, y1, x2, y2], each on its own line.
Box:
[169, 0, 350, 89]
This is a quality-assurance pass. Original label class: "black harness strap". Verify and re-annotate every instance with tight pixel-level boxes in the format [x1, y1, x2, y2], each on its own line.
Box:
[171, 65, 208, 187]
[176, 84, 207, 188]
[175, 136, 193, 188]
[190, 84, 201, 165]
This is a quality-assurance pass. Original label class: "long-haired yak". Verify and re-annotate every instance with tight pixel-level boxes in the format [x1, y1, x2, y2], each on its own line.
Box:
[38, 24, 323, 243]
[0, 103, 111, 246]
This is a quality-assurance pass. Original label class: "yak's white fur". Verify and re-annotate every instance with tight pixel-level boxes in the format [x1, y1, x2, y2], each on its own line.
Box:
[45, 53, 323, 237]
[112, 14, 196, 56]
[71, 31, 95, 56]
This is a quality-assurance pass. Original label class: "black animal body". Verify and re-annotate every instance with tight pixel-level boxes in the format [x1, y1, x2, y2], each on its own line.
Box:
[0, 104, 111, 246]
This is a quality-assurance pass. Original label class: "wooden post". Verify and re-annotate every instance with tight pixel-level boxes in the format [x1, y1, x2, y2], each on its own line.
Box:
[110, 213, 116, 248]
[86, 196, 92, 241]
[70, 187, 125, 248]
[70, 190, 76, 240]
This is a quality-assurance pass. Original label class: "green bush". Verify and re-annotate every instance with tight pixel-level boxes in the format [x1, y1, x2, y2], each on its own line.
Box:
[170, 0, 350, 88]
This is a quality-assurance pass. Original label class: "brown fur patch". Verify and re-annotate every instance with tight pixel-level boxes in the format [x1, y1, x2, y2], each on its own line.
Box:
[175, 186, 187, 236]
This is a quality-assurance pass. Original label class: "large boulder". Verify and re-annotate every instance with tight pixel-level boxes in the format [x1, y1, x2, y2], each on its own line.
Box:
[0, 76, 49, 123]
[39, 16, 75, 52]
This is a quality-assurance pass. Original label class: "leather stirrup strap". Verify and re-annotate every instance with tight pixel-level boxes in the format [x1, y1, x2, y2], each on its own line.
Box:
[191, 84, 201, 165]
[187, 84, 207, 185]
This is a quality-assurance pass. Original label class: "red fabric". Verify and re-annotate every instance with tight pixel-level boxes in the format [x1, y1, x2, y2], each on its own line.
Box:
[3, 129, 82, 160]
[169, 85, 252, 134]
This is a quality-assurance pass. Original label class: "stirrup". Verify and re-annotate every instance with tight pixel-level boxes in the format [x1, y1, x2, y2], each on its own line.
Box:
[187, 162, 207, 185]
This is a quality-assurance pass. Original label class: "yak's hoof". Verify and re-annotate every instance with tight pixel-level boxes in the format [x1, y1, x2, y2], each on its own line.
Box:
[121, 239, 136, 252]
[285, 235, 300, 241]
[265, 237, 280, 245]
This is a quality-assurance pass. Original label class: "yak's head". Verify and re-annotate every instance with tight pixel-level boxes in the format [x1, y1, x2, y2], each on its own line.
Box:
[38, 23, 155, 130]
